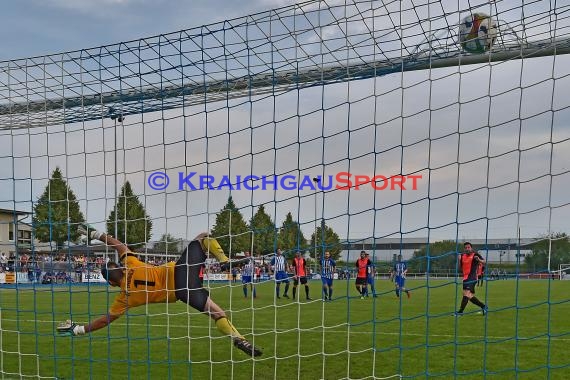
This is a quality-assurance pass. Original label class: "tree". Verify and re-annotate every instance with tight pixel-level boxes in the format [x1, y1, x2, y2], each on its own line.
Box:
[278, 212, 307, 257]
[409, 240, 461, 272]
[153, 233, 182, 254]
[310, 220, 342, 260]
[249, 204, 277, 255]
[210, 197, 250, 257]
[525, 233, 570, 272]
[107, 181, 152, 248]
[33, 167, 85, 248]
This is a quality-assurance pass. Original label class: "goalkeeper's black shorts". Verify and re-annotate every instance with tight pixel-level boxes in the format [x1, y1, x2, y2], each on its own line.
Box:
[174, 240, 209, 312]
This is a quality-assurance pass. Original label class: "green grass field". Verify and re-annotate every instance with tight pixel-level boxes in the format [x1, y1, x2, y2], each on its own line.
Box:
[1, 278, 570, 380]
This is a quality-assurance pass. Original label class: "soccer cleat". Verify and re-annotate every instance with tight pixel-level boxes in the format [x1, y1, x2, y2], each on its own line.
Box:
[283, 294, 290, 299]
[233, 338, 262, 357]
[481, 306, 488, 316]
[454, 311, 463, 317]
[407, 291, 411, 299]
[306, 297, 312, 301]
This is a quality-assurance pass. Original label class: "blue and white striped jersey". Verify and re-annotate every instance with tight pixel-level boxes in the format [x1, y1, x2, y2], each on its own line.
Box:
[242, 257, 255, 276]
[271, 255, 287, 272]
[394, 261, 408, 277]
[321, 258, 336, 279]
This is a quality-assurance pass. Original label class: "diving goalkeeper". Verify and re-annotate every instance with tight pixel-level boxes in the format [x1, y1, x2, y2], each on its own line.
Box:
[57, 224, 262, 357]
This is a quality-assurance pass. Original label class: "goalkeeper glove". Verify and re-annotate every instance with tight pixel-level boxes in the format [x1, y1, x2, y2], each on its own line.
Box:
[77, 223, 103, 241]
[57, 320, 86, 336]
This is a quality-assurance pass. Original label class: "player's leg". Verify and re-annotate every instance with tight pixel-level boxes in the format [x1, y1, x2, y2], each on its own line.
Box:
[368, 277, 375, 296]
[303, 278, 311, 300]
[204, 298, 262, 357]
[243, 281, 248, 298]
[200, 236, 230, 266]
[275, 276, 281, 299]
[457, 284, 473, 314]
[328, 279, 333, 300]
[283, 278, 290, 298]
[174, 241, 261, 356]
[321, 278, 328, 300]
[292, 278, 298, 299]
[467, 286, 486, 312]
[402, 279, 410, 298]
[395, 277, 401, 297]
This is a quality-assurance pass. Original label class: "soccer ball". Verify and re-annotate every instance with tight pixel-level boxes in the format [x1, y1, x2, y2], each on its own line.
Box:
[458, 13, 497, 54]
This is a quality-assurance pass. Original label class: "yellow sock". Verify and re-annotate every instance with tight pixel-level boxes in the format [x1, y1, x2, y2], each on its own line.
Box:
[201, 237, 229, 263]
[215, 317, 244, 339]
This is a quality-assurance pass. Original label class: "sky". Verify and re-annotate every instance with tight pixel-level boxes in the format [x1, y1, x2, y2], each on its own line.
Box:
[0, 0, 301, 61]
[0, 0, 569, 249]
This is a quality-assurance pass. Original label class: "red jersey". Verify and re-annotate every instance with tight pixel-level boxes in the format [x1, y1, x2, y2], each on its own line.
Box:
[460, 252, 484, 281]
[356, 257, 370, 278]
[293, 257, 307, 277]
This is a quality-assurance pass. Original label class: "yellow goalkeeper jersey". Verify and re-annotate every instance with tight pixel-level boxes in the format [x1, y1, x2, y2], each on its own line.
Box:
[108, 252, 177, 316]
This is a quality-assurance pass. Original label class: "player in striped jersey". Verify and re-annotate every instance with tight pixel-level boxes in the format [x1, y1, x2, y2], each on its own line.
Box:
[393, 254, 411, 299]
[270, 249, 290, 299]
[241, 251, 256, 298]
[320, 251, 336, 301]
[363, 252, 377, 298]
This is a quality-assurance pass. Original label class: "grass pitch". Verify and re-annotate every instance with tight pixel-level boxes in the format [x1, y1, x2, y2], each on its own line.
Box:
[1, 278, 569, 380]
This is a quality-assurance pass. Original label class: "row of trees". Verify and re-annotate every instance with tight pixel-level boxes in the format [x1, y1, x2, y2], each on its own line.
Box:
[209, 197, 342, 258]
[30, 168, 342, 258]
[32, 168, 152, 249]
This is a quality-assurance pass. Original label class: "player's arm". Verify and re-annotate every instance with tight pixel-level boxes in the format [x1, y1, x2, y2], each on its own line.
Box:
[57, 292, 127, 336]
[475, 252, 486, 264]
[57, 313, 121, 336]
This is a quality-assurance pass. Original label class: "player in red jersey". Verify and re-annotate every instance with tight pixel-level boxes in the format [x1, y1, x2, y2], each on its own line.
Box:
[456, 242, 488, 316]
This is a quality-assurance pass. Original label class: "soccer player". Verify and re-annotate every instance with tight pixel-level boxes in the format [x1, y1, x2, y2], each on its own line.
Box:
[363, 252, 377, 297]
[56, 224, 262, 357]
[355, 251, 371, 299]
[456, 242, 487, 316]
[393, 254, 411, 299]
[292, 251, 311, 301]
[320, 251, 336, 301]
[241, 251, 256, 298]
[270, 249, 290, 299]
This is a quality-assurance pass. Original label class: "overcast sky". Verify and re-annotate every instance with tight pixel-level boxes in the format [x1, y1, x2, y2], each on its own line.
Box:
[0, 0, 568, 248]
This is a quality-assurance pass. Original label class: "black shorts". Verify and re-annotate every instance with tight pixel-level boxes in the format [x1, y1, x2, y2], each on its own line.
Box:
[174, 241, 209, 312]
[355, 277, 367, 286]
[463, 279, 476, 293]
[294, 276, 308, 285]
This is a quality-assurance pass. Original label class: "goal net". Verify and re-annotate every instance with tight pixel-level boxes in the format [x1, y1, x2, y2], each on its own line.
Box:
[1, 0, 569, 379]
